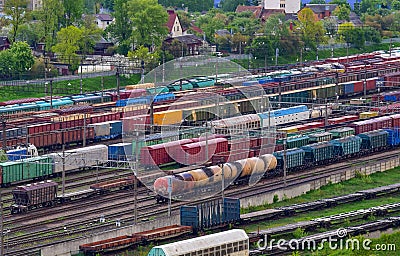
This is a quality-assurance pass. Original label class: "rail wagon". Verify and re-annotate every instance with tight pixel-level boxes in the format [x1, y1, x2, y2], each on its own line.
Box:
[384, 128, 400, 146]
[147, 230, 248, 256]
[357, 130, 388, 151]
[329, 136, 362, 157]
[329, 127, 355, 139]
[308, 132, 332, 143]
[45, 145, 108, 174]
[301, 142, 335, 165]
[11, 180, 58, 214]
[274, 148, 305, 172]
[0, 156, 53, 186]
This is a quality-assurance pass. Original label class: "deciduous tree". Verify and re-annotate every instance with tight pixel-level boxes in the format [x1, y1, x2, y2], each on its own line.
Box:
[5, 0, 29, 43]
[52, 26, 83, 70]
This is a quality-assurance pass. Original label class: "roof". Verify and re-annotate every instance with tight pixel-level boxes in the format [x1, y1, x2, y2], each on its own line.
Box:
[190, 24, 203, 34]
[166, 10, 178, 33]
[150, 229, 248, 255]
[261, 9, 285, 21]
[165, 34, 203, 45]
[95, 13, 113, 21]
[236, 5, 263, 18]
[305, 4, 338, 13]
[14, 180, 58, 192]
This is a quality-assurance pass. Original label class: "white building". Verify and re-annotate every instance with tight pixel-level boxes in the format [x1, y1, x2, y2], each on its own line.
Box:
[166, 10, 184, 38]
[95, 14, 114, 30]
[263, 0, 301, 14]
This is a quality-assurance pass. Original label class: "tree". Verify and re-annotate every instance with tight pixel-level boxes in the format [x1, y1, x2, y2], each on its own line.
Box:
[296, 8, 326, 50]
[309, 0, 326, 3]
[63, 0, 84, 27]
[105, 0, 132, 55]
[52, 26, 83, 70]
[333, 5, 351, 21]
[15, 23, 44, 47]
[80, 15, 103, 55]
[4, 0, 29, 43]
[128, 45, 160, 71]
[220, 0, 247, 12]
[158, 0, 214, 12]
[38, 0, 64, 52]
[128, 0, 169, 48]
[0, 50, 15, 78]
[9, 41, 34, 73]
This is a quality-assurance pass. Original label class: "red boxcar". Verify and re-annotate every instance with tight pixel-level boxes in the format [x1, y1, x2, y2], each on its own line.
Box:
[366, 78, 377, 91]
[28, 122, 61, 135]
[390, 114, 400, 127]
[140, 139, 193, 166]
[373, 116, 392, 129]
[177, 138, 228, 165]
[349, 120, 375, 134]
[353, 81, 364, 93]
[90, 112, 120, 124]
[122, 115, 150, 133]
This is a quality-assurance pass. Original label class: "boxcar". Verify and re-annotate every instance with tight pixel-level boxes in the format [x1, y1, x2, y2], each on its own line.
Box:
[357, 130, 388, 151]
[274, 148, 305, 172]
[11, 180, 58, 214]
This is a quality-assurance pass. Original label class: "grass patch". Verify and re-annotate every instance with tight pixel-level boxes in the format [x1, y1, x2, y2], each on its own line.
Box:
[241, 194, 400, 233]
[241, 166, 400, 214]
[0, 74, 141, 101]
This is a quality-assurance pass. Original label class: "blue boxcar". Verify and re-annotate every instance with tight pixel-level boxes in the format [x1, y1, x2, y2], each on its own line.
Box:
[274, 148, 305, 170]
[180, 198, 240, 230]
[108, 142, 132, 161]
[301, 142, 335, 163]
[109, 120, 122, 139]
[242, 80, 259, 86]
[342, 82, 354, 95]
[383, 128, 400, 146]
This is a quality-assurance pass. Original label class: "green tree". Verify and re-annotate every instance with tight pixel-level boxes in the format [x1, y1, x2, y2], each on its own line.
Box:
[309, 0, 326, 3]
[333, 4, 351, 21]
[297, 8, 326, 50]
[158, 0, 213, 12]
[5, 0, 29, 43]
[38, 0, 64, 52]
[52, 26, 83, 70]
[0, 50, 15, 78]
[128, 0, 168, 48]
[80, 15, 103, 55]
[9, 41, 34, 73]
[63, 0, 84, 27]
[15, 22, 44, 47]
[220, 0, 247, 12]
[105, 0, 132, 55]
[128, 45, 160, 71]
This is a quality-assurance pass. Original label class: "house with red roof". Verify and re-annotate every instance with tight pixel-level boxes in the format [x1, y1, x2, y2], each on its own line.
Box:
[167, 10, 184, 38]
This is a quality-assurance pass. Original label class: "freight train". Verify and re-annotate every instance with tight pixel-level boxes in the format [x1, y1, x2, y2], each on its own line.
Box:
[153, 125, 400, 203]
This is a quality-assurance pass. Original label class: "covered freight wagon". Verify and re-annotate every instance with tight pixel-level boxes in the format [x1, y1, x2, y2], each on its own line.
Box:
[301, 142, 334, 164]
[357, 130, 388, 151]
[274, 148, 305, 172]
[11, 180, 58, 214]
[329, 136, 362, 157]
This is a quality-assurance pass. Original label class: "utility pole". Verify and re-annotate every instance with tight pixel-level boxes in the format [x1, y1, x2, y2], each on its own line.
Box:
[83, 114, 86, 147]
[50, 80, 53, 110]
[283, 133, 287, 187]
[116, 67, 120, 102]
[62, 131, 66, 196]
[134, 130, 139, 224]
[0, 116, 4, 256]
[101, 76, 104, 103]
[80, 58, 83, 94]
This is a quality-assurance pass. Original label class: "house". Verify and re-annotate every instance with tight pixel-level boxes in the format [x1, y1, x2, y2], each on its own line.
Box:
[304, 4, 338, 20]
[166, 10, 184, 38]
[263, 0, 301, 14]
[164, 34, 203, 55]
[94, 37, 114, 55]
[0, 36, 10, 51]
[236, 5, 288, 22]
[95, 13, 114, 30]
[30, 0, 43, 11]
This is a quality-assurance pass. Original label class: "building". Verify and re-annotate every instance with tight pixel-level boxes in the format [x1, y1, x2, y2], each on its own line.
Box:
[263, 0, 301, 14]
[305, 4, 338, 20]
[95, 13, 114, 30]
[166, 10, 183, 38]
[0, 36, 10, 51]
[30, 0, 42, 11]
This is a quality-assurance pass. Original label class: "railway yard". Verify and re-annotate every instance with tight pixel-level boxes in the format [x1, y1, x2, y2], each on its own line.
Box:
[1, 51, 400, 255]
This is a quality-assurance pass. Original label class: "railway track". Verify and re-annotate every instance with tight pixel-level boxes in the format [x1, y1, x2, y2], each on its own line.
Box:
[4, 149, 400, 255]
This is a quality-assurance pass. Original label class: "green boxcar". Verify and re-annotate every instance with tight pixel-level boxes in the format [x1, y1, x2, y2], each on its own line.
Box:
[274, 148, 305, 170]
[308, 132, 333, 143]
[22, 156, 53, 180]
[168, 81, 194, 92]
[277, 135, 310, 149]
[0, 156, 53, 185]
[329, 127, 355, 139]
[329, 136, 362, 157]
[357, 130, 388, 150]
[301, 142, 335, 163]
